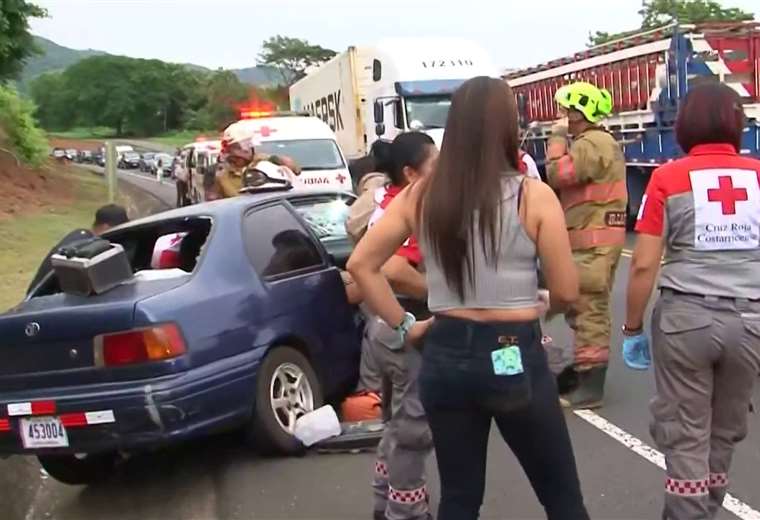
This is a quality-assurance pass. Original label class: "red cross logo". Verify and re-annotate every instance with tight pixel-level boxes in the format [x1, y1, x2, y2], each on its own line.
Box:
[253, 126, 278, 138]
[336, 173, 346, 185]
[707, 176, 748, 215]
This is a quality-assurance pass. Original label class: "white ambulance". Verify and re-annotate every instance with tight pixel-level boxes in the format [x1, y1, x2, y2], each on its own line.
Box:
[225, 112, 353, 193]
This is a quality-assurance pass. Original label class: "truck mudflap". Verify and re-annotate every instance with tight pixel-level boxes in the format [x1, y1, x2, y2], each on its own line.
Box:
[314, 419, 384, 453]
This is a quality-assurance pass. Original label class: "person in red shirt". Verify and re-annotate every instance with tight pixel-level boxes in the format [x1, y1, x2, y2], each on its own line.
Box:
[364, 132, 438, 520]
[625, 83, 760, 519]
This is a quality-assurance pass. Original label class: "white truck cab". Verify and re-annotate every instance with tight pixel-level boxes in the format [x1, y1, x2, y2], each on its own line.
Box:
[289, 38, 499, 159]
[225, 112, 353, 192]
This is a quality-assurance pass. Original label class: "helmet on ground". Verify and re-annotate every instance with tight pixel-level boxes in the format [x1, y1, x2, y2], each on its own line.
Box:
[555, 82, 613, 123]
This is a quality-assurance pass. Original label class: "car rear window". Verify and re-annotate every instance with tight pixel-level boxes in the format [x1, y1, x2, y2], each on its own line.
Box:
[31, 217, 213, 298]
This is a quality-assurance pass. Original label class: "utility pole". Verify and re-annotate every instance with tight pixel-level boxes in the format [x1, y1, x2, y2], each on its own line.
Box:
[105, 141, 117, 203]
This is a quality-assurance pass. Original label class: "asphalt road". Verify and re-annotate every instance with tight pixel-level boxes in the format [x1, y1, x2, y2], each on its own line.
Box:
[3, 187, 760, 518]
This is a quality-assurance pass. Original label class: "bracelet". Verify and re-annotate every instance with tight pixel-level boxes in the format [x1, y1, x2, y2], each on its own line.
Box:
[395, 312, 417, 342]
[622, 324, 643, 336]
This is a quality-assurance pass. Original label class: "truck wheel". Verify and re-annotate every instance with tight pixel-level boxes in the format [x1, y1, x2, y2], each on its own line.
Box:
[248, 346, 323, 455]
[37, 452, 117, 485]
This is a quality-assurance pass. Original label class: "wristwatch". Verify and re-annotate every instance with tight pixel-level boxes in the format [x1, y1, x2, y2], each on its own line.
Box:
[395, 312, 417, 342]
[622, 324, 643, 337]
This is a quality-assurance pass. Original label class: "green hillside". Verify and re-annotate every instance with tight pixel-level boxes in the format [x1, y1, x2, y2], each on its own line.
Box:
[19, 36, 106, 88]
[19, 36, 284, 90]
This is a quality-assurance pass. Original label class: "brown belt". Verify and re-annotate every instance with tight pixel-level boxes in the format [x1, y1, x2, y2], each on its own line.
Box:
[568, 227, 626, 250]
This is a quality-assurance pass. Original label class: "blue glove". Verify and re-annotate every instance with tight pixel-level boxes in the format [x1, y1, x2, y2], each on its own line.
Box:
[623, 333, 651, 370]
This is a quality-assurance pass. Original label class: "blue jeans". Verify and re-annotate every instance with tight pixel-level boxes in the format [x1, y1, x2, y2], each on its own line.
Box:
[419, 316, 589, 520]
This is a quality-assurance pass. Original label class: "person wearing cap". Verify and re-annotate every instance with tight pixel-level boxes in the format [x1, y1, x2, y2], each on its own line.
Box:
[26, 204, 129, 294]
[545, 82, 627, 409]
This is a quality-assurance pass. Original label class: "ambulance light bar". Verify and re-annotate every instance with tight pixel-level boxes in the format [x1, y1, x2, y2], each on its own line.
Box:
[239, 110, 311, 120]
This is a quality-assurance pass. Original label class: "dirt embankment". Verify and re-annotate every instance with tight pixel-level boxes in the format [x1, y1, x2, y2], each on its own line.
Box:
[0, 153, 76, 221]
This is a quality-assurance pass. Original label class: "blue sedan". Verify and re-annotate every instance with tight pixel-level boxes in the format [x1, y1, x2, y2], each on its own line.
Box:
[0, 187, 362, 484]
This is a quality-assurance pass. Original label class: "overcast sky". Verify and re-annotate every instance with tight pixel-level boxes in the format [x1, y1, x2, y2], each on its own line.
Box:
[30, 0, 760, 70]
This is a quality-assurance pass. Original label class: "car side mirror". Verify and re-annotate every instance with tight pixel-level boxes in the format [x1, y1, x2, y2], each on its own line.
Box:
[373, 100, 384, 124]
[375, 123, 386, 137]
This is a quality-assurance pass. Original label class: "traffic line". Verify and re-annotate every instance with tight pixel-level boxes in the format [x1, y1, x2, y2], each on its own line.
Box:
[622, 249, 633, 258]
[574, 409, 760, 520]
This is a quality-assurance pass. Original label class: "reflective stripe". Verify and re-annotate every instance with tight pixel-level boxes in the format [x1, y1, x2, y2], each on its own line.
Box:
[568, 227, 626, 250]
[665, 477, 709, 496]
[709, 473, 729, 488]
[7, 401, 56, 417]
[561, 180, 627, 211]
[60, 410, 116, 428]
[575, 345, 610, 367]
[388, 485, 428, 504]
[555, 155, 577, 188]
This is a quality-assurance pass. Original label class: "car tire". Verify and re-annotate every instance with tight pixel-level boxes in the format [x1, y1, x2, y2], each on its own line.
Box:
[248, 346, 323, 455]
[37, 452, 117, 485]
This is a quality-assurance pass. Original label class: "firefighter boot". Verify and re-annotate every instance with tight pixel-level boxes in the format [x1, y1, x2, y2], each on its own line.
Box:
[560, 366, 607, 410]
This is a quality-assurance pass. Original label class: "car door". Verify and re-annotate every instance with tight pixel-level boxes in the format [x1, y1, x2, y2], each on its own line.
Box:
[242, 202, 360, 396]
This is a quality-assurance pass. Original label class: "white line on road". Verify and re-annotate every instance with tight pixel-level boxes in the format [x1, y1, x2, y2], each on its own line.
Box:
[574, 409, 760, 520]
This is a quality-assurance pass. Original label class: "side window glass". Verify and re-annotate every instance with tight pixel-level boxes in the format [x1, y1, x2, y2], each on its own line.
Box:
[243, 205, 323, 278]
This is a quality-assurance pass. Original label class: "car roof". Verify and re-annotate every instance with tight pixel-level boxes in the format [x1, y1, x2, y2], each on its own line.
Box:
[110, 188, 354, 231]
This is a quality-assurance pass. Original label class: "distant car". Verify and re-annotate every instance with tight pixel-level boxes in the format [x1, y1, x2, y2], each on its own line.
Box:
[93, 153, 105, 167]
[139, 153, 156, 172]
[119, 152, 141, 169]
[51, 148, 66, 160]
[78, 151, 93, 163]
[65, 149, 77, 161]
[0, 185, 360, 485]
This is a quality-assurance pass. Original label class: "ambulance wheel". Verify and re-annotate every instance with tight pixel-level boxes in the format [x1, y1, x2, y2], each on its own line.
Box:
[37, 452, 117, 485]
[248, 346, 323, 455]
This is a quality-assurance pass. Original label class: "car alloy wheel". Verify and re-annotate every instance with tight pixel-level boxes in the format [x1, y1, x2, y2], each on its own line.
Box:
[269, 362, 315, 434]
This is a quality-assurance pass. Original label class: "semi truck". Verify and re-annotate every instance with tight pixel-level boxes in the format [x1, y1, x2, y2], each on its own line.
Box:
[289, 38, 499, 160]
[505, 22, 760, 224]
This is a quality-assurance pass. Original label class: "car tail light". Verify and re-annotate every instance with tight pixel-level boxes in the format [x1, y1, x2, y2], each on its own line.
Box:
[95, 324, 186, 367]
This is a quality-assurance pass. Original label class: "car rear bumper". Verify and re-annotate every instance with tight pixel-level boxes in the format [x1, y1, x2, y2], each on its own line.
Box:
[0, 351, 261, 455]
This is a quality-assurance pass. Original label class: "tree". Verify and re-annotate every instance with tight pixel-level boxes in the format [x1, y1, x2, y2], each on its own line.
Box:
[589, 0, 754, 46]
[202, 70, 249, 129]
[28, 72, 72, 130]
[0, 0, 47, 82]
[258, 36, 336, 85]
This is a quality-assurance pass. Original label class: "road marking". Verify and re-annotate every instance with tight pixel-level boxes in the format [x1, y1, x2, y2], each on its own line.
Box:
[574, 409, 760, 520]
[622, 249, 633, 258]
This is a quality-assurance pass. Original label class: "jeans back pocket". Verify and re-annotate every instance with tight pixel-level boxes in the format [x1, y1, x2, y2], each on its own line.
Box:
[476, 344, 533, 414]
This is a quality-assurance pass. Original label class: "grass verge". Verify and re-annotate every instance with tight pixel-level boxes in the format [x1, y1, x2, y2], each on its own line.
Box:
[144, 130, 217, 148]
[49, 127, 116, 140]
[0, 168, 116, 312]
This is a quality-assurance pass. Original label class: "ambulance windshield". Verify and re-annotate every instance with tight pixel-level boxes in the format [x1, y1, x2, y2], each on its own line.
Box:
[405, 95, 451, 130]
[257, 139, 345, 171]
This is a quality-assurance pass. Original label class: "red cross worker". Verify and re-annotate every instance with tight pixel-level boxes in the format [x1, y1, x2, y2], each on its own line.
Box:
[625, 83, 760, 519]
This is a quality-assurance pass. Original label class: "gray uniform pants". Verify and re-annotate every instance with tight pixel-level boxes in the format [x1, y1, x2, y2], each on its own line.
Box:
[651, 290, 760, 519]
[366, 317, 433, 520]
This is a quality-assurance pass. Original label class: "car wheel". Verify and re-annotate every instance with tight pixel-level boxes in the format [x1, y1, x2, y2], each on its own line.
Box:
[37, 452, 117, 485]
[248, 346, 323, 455]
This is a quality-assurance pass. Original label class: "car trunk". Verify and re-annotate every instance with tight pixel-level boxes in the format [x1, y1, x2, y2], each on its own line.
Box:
[0, 277, 189, 392]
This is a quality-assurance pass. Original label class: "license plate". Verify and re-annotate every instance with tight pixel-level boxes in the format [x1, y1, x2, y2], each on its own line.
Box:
[20, 416, 69, 449]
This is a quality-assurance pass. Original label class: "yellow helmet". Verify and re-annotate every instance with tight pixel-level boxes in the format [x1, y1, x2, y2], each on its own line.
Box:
[555, 82, 613, 123]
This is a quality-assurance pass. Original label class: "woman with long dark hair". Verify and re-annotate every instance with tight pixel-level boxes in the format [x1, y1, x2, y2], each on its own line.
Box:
[625, 82, 760, 519]
[348, 77, 589, 519]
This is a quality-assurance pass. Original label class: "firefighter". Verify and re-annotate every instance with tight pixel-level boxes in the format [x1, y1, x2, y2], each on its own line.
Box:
[545, 82, 627, 409]
[207, 126, 256, 200]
